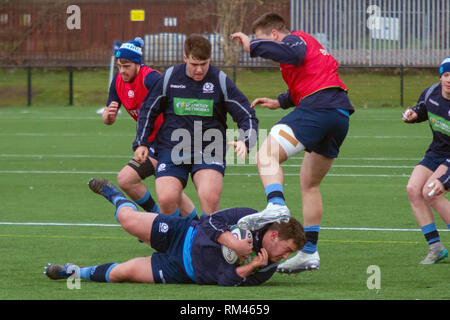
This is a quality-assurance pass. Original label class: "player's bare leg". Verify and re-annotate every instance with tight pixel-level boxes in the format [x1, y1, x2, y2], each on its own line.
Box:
[108, 257, 154, 283]
[277, 151, 332, 273]
[155, 176, 184, 215]
[193, 169, 223, 215]
[407, 165, 448, 264]
[238, 136, 290, 231]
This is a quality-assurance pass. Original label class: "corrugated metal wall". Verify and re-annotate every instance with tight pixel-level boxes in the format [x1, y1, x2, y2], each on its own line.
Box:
[291, 0, 450, 66]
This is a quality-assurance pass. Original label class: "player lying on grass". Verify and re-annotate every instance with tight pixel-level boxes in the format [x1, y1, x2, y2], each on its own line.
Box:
[104, 36, 195, 217]
[44, 178, 305, 286]
[402, 57, 450, 264]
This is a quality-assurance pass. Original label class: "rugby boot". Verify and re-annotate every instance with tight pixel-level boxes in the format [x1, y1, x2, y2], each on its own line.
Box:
[237, 203, 290, 231]
[44, 263, 78, 280]
[277, 251, 320, 274]
[420, 244, 448, 264]
[88, 178, 126, 203]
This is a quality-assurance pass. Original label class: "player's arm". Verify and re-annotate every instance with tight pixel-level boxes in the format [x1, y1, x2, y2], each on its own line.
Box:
[438, 166, 450, 190]
[403, 90, 429, 123]
[133, 77, 164, 162]
[222, 76, 258, 158]
[201, 208, 257, 255]
[217, 231, 253, 257]
[235, 248, 269, 279]
[426, 162, 450, 197]
[104, 73, 121, 125]
[249, 35, 306, 66]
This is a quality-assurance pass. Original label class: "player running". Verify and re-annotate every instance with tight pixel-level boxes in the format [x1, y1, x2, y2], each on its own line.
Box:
[231, 13, 354, 273]
[133, 34, 258, 216]
[44, 178, 305, 286]
[402, 57, 450, 264]
[104, 37, 195, 217]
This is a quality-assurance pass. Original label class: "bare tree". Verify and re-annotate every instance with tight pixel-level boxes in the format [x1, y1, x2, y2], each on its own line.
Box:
[188, 0, 265, 66]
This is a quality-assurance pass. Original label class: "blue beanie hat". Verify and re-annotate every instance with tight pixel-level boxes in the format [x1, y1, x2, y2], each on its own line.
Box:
[116, 37, 144, 64]
[439, 57, 450, 77]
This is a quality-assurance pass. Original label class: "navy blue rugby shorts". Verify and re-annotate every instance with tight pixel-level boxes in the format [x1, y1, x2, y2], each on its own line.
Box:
[154, 150, 226, 188]
[278, 107, 350, 159]
[150, 214, 196, 284]
[418, 155, 448, 171]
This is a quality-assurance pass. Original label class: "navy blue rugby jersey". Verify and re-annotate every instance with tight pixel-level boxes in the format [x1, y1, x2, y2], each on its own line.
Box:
[133, 63, 258, 156]
[411, 83, 450, 159]
[189, 207, 278, 286]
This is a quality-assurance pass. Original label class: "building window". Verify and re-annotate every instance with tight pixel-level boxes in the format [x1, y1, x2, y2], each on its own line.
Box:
[0, 13, 8, 24]
[164, 17, 177, 27]
[20, 13, 31, 26]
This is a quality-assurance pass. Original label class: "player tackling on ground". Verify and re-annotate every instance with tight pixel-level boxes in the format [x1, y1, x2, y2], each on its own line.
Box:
[44, 178, 305, 286]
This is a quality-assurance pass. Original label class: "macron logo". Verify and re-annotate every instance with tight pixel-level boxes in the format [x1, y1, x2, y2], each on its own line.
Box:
[170, 84, 186, 89]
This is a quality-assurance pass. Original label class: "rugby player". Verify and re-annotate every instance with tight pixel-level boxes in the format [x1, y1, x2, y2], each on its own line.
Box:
[133, 34, 258, 216]
[104, 37, 195, 217]
[44, 178, 305, 286]
[402, 57, 450, 264]
[231, 13, 354, 273]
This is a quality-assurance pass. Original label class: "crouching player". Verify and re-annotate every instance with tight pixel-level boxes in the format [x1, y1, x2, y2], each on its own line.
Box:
[44, 178, 305, 286]
[103, 36, 195, 216]
[402, 57, 450, 264]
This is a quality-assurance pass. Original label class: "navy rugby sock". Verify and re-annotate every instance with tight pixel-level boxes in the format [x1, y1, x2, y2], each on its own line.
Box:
[135, 189, 159, 213]
[301, 225, 320, 254]
[265, 183, 285, 206]
[80, 263, 119, 283]
[421, 222, 440, 245]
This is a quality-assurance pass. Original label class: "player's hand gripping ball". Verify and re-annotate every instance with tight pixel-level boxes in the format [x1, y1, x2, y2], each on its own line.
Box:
[221, 225, 256, 265]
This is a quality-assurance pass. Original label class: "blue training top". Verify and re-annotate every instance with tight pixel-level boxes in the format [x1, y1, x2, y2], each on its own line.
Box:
[133, 64, 258, 156]
[411, 83, 450, 159]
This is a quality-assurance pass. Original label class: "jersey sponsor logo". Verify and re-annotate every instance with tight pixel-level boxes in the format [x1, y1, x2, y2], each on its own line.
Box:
[428, 112, 450, 136]
[173, 98, 213, 116]
[128, 90, 135, 98]
[202, 82, 214, 93]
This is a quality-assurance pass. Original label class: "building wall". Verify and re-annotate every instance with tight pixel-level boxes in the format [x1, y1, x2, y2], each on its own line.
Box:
[0, 0, 290, 66]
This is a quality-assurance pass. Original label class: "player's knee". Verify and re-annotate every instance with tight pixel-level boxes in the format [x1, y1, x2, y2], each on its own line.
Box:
[108, 264, 130, 283]
[157, 192, 180, 212]
[406, 182, 422, 201]
[117, 166, 141, 191]
[199, 188, 221, 207]
[116, 208, 138, 230]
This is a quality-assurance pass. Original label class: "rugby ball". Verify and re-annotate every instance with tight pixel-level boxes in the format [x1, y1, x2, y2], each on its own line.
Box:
[221, 225, 254, 265]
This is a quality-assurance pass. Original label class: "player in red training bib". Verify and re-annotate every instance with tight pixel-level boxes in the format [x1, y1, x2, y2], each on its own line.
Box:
[103, 37, 195, 217]
[232, 13, 354, 274]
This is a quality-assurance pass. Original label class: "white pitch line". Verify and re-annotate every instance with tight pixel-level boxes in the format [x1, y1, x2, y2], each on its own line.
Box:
[0, 222, 118, 227]
[0, 221, 447, 232]
[0, 132, 428, 139]
[0, 153, 422, 162]
[0, 153, 130, 159]
[0, 170, 410, 178]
